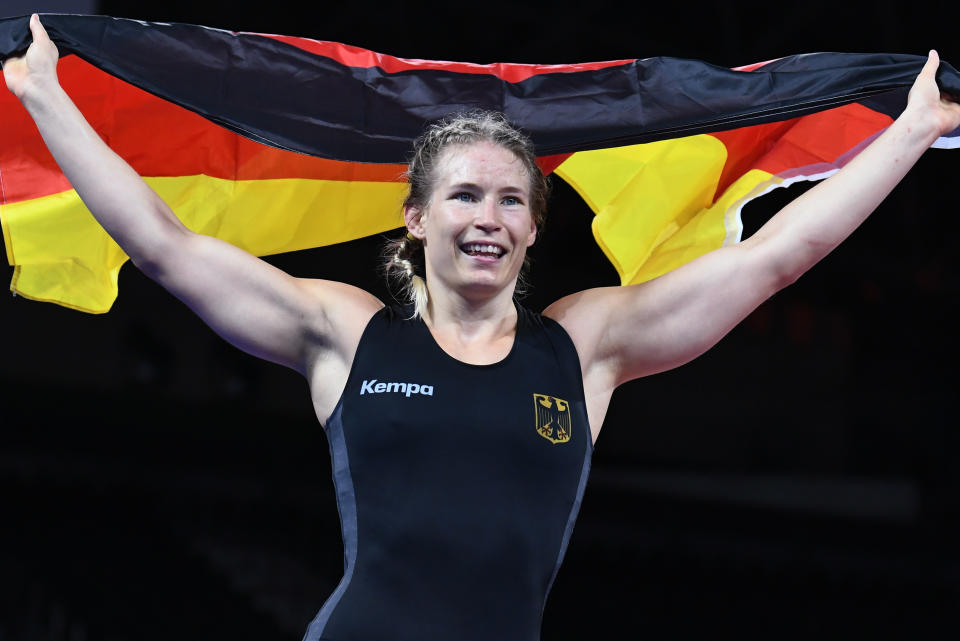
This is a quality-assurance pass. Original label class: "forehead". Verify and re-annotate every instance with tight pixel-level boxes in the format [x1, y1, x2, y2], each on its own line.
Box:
[434, 141, 529, 191]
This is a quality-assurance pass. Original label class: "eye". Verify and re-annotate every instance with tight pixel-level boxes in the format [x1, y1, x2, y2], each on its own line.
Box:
[452, 192, 476, 203]
[501, 195, 523, 206]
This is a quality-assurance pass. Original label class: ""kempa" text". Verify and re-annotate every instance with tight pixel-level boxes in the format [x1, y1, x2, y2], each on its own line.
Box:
[360, 379, 435, 397]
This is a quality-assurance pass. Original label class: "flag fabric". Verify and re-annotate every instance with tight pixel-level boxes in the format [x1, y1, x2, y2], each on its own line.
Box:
[1, 14, 958, 313]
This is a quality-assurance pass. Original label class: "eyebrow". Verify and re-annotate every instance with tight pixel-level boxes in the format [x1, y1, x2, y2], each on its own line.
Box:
[448, 182, 527, 194]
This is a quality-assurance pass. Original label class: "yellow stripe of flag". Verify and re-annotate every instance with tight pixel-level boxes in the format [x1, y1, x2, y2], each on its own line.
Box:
[556, 135, 777, 286]
[2, 176, 407, 313]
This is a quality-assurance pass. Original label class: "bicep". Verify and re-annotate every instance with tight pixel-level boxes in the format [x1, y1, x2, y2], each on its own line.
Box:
[549, 239, 784, 386]
[136, 229, 381, 373]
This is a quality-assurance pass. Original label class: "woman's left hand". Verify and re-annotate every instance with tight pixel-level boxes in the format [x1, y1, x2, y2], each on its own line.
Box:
[905, 50, 960, 138]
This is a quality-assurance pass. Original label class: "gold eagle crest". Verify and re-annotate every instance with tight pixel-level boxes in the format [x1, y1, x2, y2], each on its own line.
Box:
[533, 394, 572, 444]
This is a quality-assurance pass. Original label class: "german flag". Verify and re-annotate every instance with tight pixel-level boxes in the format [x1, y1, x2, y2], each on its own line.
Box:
[1, 14, 958, 313]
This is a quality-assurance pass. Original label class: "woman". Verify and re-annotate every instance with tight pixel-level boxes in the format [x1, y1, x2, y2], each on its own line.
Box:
[5, 13, 960, 641]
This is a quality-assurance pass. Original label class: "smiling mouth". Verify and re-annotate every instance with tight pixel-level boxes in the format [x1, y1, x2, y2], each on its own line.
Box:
[459, 243, 506, 258]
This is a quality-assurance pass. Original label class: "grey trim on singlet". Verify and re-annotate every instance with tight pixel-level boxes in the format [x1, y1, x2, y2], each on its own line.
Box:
[537, 314, 595, 618]
[302, 400, 358, 641]
[541, 420, 593, 616]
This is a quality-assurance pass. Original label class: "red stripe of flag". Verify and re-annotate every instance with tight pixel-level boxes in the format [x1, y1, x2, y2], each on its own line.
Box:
[258, 34, 637, 83]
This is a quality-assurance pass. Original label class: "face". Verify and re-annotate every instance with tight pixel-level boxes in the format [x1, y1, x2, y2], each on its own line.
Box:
[405, 141, 537, 302]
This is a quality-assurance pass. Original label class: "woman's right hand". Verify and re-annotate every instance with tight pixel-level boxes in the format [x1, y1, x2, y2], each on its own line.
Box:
[2, 14, 60, 103]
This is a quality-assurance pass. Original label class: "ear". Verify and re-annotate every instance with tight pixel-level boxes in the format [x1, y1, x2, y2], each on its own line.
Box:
[525, 215, 537, 248]
[404, 204, 427, 240]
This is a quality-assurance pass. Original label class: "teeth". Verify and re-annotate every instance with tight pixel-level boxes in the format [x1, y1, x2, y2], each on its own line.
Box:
[463, 243, 503, 257]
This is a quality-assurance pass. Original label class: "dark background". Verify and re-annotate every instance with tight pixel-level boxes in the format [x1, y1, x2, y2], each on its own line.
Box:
[1, 1, 958, 640]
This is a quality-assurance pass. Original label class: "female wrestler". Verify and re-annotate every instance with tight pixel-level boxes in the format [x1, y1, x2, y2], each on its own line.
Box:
[5, 13, 960, 641]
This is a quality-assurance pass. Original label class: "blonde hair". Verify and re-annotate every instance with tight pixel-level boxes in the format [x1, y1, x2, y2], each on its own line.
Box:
[384, 110, 549, 317]
[384, 232, 430, 317]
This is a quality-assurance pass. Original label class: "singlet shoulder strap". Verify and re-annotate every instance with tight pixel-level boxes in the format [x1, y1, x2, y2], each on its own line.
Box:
[516, 304, 586, 399]
[349, 303, 442, 366]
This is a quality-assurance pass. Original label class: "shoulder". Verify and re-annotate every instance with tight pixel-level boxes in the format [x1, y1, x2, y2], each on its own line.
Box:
[517, 302, 585, 377]
[301, 282, 384, 422]
[542, 287, 622, 394]
[542, 287, 619, 357]
[520, 302, 571, 341]
[300, 279, 383, 322]
[297, 279, 384, 359]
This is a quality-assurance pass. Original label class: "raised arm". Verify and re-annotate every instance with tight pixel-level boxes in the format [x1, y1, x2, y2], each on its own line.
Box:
[2, 16, 381, 385]
[546, 51, 960, 438]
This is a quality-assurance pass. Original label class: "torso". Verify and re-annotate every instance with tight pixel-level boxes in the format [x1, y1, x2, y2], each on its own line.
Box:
[303, 304, 593, 641]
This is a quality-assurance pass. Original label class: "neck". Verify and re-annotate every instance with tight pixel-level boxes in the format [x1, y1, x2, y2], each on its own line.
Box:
[425, 285, 516, 328]
[421, 282, 519, 363]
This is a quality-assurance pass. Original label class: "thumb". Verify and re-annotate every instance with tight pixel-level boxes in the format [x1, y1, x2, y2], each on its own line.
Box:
[920, 49, 940, 80]
[29, 14, 50, 46]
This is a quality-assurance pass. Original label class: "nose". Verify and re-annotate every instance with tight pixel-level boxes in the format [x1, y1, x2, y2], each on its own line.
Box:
[473, 197, 502, 232]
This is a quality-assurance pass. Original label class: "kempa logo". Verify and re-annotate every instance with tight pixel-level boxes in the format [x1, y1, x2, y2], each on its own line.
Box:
[360, 379, 435, 397]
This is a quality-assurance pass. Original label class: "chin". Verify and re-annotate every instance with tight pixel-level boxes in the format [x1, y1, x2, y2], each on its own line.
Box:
[460, 275, 517, 299]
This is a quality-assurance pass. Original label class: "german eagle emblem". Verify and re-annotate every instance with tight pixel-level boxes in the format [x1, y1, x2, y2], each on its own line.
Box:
[533, 394, 572, 444]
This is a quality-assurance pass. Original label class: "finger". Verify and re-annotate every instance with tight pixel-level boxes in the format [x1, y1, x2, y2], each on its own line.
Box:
[29, 13, 50, 45]
[919, 49, 940, 80]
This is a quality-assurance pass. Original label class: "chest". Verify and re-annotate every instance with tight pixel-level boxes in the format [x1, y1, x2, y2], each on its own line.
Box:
[340, 328, 589, 486]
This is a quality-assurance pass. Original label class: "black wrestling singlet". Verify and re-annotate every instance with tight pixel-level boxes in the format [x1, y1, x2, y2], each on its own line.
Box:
[303, 305, 593, 641]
